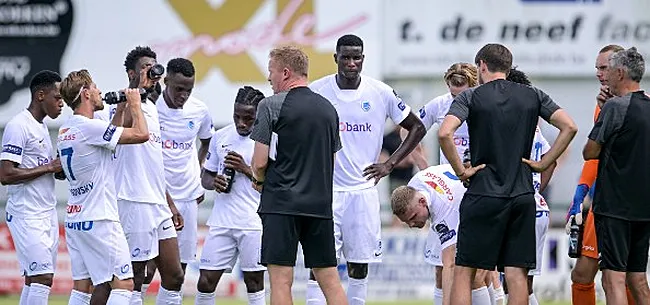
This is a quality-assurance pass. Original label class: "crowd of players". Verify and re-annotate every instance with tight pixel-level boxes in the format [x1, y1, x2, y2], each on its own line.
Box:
[0, 33, 648, 305]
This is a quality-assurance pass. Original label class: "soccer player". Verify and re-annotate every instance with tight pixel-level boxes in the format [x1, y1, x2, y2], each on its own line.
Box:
[112, 46, 185, 305]
[195, 86, 267, 305]
[391, 162, 491, 305]
[157, 58, 213, 270]
[439, 43, 577, 305]
[412, 62, 478, 168]
[567, 44, 639, 305]
[0, 70, 64, 305]
[57, 69, 152, 304]
[308, 34, 426, 305]
[583, 47, 650, 305]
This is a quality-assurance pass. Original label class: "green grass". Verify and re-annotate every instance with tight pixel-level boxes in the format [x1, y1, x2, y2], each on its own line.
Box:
[0, 296, 592, 305]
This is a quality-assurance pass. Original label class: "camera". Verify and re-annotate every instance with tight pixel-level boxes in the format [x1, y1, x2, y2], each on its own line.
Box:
[148, 64, 165, 79]
[103, 88, 148, 105]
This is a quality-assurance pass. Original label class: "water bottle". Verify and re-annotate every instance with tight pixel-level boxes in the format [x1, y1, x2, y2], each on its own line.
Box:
[568, 218, 581, 258]
[222, 167, 235, 193]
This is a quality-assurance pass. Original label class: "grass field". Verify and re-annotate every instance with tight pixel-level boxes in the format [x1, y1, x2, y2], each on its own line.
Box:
[0, 296, 597, 305]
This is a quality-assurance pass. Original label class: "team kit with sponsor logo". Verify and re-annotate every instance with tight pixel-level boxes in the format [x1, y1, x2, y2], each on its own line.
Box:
[1, 28, 640, 305]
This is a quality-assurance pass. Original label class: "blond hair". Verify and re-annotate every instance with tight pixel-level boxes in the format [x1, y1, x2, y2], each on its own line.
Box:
[444, 62, 478, 88]
[391, 185, 417, 216]
[60, 69, 94, 109]
[269, 45, 309, 77]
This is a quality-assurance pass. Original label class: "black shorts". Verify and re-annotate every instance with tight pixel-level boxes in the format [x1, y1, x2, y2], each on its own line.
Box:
[455, 194, 536, 271]
[594, 214, 650, 272]
[260, 213, 337, 269]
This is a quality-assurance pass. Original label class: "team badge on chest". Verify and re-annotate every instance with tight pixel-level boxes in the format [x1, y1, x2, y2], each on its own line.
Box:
[361, 101, 371, 112]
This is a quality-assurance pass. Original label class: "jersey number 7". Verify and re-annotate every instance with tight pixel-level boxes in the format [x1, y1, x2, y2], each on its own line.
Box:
[60, 147, 76, 181]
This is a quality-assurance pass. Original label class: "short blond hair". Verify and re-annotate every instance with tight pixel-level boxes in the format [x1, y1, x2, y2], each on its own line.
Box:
[391, 185, 417, 216]
[444, 62, 478, 88]
[60, 69, 94, 109]
[269, 45, 309, 77]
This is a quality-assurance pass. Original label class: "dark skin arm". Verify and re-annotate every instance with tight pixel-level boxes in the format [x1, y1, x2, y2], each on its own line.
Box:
[201, 169, 228, 193]
[363, 113, 426, 184]
[0, 159, 62, 185]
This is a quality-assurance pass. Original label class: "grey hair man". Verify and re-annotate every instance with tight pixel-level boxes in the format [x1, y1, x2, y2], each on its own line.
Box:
[583, 47, 650, 305]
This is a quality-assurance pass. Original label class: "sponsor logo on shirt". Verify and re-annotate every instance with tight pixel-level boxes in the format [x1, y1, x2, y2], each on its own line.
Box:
[65, 221, 94, 231]
[443, 171, 459, 181]
[149, 132, 162, 144]
[69, 182, 94, 197]
[419, 107, 426, 119]
[67, 204, 82, 214]
[453, 137, 469, 147]
[361, 101, 371, 112]
[57, 132, 76, 143]
[339, 122, 372, 132]
[162, 139, 193, 150]
[434, 222, 457, 244]
[37, 157, 51, 166]
[188, 120, 195, 130]
[103, 125, 117, 141]
[424, 172, 454, 201]
[2, 144, 22, 155]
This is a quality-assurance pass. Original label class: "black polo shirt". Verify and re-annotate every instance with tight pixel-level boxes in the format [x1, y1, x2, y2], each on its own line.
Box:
[250, 86, 341, 219]
[447, 79, 560, 198]
[590, 91, 650, 221]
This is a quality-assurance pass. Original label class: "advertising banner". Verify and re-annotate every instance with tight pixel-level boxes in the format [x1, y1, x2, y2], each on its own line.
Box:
[381, 0, 650, 78]
[0, 0, 382, 126]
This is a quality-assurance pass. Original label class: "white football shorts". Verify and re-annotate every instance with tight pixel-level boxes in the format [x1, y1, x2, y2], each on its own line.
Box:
[65, 220, 134, 284]
[175, 199, 198, 264]
[118, 201, 176, 262]
[6, 211, 59, 276]
[199, 226, 265, 273]
[333, 187, 383, 263]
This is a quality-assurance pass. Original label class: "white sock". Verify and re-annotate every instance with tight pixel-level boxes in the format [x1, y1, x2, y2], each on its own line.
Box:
[130, 291, 143, 305]
[194, 291, 216, 305]
[494, 286, 505, 305]
[247, 290, 266, 305]
[434, 287, 443, 305]
[27, 283, 50, 305]
[528, 293, 539, 305]
[471, 286, 492, 305]
[306, 279, 326, 305]
[347, 277, 368, 305]
[141, 284, 150, 301]
[487, 284, 496, 305]
[156, 286, 182, 305]
[19, 285, 30, 305]
[108, 289, 133, 305]
[68, 289, 91, 305]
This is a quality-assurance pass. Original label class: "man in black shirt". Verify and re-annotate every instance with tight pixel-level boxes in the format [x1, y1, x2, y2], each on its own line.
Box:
[438, 43, 578, 305]
[583, 47, 650, 305]
[250, 45, 347, 305]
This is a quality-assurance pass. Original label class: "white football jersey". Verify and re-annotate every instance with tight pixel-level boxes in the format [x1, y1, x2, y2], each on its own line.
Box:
[57, 115, 125, 222]
[310, 74, 411, 191]
[113, 100, 167, 204]
[408, 164, 466, 227]
[203, 124, 261, 230]
[157, 96, 213, 201]
[0, 110, 56, 219]
[418, 92, 470, 164]
[531, 126, 551, 211]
